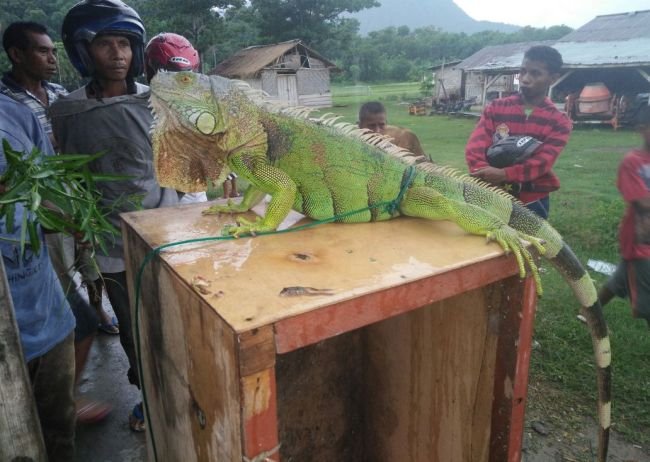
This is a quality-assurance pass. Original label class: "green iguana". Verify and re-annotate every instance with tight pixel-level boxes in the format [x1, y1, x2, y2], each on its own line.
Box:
[149, 71, 611, 461]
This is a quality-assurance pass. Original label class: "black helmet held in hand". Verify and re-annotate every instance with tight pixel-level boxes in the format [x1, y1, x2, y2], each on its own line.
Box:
[486, 135, 543, 168]
[62, 0, 146, 78]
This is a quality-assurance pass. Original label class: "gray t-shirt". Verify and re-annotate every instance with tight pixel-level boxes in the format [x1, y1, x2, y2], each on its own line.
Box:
[49, 84, 179, 272]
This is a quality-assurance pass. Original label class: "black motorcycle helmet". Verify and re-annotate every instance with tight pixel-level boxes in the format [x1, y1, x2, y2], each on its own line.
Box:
[62, 0, 146, 78]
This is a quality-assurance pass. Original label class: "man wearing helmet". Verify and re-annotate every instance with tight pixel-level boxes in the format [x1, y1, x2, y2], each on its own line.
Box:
[144, 32, 213, 203]
[144, 32, 200, 82]
[51, 0, 180, 432]
[144, 32, 239, 199]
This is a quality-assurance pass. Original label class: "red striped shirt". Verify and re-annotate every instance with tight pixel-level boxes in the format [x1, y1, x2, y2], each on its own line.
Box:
[465, 94, 572, 203]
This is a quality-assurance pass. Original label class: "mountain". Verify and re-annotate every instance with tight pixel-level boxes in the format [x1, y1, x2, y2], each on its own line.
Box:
[350, 0, 520, 35]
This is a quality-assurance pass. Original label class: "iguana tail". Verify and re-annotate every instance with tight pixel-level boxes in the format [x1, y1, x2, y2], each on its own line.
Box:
[403, 167, 611, 461]
[510, 200, 611, 462]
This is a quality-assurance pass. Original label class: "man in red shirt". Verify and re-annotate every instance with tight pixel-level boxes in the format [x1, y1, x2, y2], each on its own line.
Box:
[599, 103, 650, 326]
[465, 45, 571, 219]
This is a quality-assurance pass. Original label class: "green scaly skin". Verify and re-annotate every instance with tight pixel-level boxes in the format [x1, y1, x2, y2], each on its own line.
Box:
[150, 71, 611, 461]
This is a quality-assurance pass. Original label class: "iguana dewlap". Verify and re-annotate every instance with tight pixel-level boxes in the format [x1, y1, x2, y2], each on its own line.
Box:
[149, 71, 611, 461]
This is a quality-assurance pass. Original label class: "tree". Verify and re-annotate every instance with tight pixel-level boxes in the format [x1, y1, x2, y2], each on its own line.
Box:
[250, 0, 378, 48]
[131, 0, 245, 59]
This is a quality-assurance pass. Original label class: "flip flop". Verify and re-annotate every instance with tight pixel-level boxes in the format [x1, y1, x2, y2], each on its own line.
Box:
[129, 402, 146, 432]
[98, 316, 120, 335]
[76, 400, 112, 424]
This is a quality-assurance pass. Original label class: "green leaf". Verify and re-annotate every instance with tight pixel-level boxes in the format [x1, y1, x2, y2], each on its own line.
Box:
[5, 204, 15, 234]
[30, 169, 57, 179]
[27, 219, 40, 255]
[30, 189, 42, 212]
[19, 209, 27, 258]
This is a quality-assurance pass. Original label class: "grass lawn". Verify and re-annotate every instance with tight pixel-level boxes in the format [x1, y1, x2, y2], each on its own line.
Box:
[328, 84, 650, 448]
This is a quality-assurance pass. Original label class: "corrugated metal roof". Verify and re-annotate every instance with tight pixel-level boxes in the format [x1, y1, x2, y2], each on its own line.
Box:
[556, 39, 650, 67]
[457, 41, 555, 71]
[559, 10, 650, 42]
[428, 59, 462, 71]
[461, 10, 650, 72]
[209, 39, 337, 78]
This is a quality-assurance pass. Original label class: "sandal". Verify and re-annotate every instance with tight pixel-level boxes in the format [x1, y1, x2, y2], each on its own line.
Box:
[98, 316, 120, 335]
[76, 399, 112, 424]
[129, 402, 146, 432]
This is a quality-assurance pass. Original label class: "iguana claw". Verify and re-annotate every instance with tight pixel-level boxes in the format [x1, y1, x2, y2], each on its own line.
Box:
[202, 199, 240, 215]
[221, 216, 272, 238]
[486, 226, 545, 296]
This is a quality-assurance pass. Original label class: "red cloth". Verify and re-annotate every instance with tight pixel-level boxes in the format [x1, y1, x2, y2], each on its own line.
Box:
[465, 94, 572, 203]
[617, 148, 650, 259]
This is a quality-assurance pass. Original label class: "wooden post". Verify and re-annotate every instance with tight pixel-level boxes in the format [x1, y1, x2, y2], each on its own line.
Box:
[0, 258, 47, 461]
[482, 73, 502, 106]
[547, 70, 574, 100]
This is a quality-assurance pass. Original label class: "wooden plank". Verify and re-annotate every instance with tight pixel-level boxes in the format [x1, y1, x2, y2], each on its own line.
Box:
[274, 253, 519, 353]
[0, 258, 46, 462]
[238, 326, 276, 377]
[123, 221, 243, 462]
[508, 277, 538, 462]
[275, 330, 366, 461]
[241, 369, 280, 462]
[363, 286, 499, 462]
[121, 204, 509, 334]
[488, 275, 531, 462]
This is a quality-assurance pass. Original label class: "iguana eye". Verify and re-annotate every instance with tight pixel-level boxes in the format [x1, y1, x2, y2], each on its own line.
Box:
[177, 73, 194, 85]
[190, 111, 217, 135]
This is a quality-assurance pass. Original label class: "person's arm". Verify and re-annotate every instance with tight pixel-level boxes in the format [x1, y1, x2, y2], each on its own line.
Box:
[406, 130, 427, 159]
[465, 104, 495, 172]
[502, 114, 572, 183]
[619, 157, 650, 241]
[466, 104, 509, 184]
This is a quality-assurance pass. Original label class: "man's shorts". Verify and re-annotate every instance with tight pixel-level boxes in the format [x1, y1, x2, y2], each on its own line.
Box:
[606, 259, 650, 324]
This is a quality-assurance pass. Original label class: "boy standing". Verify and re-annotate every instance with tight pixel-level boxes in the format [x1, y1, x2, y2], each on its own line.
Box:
[598, 103, 650, 326]
[465, 45, 571, 219]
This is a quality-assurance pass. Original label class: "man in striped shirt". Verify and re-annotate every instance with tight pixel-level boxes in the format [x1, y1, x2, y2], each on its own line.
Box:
[465, 45, 572, 219]
[1, 22, 68, 150]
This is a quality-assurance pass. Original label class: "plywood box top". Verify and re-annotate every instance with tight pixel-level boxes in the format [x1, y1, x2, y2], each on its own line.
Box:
[122, 200, 513, 333]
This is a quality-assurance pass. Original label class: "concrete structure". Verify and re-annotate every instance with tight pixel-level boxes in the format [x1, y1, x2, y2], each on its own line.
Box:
[209, 39, 338, 108]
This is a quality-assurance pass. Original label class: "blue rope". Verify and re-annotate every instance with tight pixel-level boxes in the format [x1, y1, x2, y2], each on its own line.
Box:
[386, 165, 416, 215]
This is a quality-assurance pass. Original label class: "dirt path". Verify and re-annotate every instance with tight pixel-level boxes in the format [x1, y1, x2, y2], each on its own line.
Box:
[523, 380, 649, 462]
[522, 423, 650, 462]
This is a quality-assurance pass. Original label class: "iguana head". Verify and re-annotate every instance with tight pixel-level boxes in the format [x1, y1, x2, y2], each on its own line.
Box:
[149, 71, 233, 192]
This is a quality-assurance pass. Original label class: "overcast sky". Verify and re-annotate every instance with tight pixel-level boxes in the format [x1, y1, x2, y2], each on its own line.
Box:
[453, 0, 649, 28]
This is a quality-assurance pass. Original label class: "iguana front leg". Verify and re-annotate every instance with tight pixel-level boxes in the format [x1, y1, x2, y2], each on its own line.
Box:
[204, 150, 297, 237]
[203, 186, 266, 215]
[401, 186, 546, 294]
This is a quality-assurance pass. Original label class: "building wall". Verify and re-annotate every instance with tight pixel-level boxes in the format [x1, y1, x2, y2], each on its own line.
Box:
[261, 70, 277, 95]
[464, 72, 516, 104]
[297, 69, 330, 94]
[243, 78, 263, 91]
[297, 69, 333, 107]
[256, 69, 333, 107]
[433, 68, 463, 100]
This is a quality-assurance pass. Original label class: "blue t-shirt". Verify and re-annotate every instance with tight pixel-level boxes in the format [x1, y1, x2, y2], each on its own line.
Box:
[0, 94, 75, 361]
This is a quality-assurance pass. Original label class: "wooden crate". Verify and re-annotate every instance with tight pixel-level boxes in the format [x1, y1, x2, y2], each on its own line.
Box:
[122, 202, 537, 462]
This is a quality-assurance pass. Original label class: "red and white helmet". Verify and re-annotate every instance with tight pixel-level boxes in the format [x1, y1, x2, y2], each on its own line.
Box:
[144, 32, 200, 81]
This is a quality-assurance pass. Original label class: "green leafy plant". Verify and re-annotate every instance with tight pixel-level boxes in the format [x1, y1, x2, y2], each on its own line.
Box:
[0, 140, 136, 257]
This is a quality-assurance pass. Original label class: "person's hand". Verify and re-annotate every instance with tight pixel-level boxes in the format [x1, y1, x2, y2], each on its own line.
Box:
[470, 166, 507, 185]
